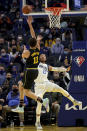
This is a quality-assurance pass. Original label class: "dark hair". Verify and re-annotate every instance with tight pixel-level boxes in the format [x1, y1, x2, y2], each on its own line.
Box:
[29, 38, 37, 47]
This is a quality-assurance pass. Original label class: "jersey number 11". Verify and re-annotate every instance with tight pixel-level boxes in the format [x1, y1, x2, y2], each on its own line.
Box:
[33, 56, 38, 64]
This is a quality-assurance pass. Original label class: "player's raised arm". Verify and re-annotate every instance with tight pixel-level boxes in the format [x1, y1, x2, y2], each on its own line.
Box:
[27, 16, 42, 50]
[22, 45, 30, 58]
[36, 35, 43, 50]
[27, 16, 36, 39]
[48, 66, 67, 72]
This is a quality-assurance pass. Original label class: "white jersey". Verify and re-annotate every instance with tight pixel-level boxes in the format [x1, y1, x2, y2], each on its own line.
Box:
[34, 62, 48, 83]
[35, 63, 65, 99]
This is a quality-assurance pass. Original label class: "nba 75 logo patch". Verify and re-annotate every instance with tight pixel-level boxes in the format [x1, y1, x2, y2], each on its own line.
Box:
[74, 56, 85, 67]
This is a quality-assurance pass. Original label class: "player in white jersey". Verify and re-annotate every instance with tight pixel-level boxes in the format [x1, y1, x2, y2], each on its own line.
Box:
[34, 54, 82, 130]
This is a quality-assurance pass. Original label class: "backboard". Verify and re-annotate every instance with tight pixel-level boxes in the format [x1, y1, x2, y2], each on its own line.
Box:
[20, 0, 87, 17]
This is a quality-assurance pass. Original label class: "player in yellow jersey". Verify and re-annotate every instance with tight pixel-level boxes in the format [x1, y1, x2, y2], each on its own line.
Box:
[12, 16, 49, 113]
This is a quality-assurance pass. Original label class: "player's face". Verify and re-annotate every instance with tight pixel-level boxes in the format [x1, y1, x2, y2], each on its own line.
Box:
[40, 54, 46, 63]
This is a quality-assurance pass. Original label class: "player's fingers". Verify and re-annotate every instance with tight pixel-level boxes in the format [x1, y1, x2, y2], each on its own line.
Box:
[28, 5, 33, 11]
[67, 66, 71, 72]
[37, 35, 43, 41]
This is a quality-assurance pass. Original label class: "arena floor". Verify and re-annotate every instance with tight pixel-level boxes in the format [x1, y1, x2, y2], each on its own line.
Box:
[1, 125, 87, 131]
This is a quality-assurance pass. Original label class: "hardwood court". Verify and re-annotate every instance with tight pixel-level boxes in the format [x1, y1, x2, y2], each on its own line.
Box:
[1, 125, 87, 131]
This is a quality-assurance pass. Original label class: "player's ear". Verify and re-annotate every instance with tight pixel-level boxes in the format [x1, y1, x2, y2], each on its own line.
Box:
[24, 45, 27, 50]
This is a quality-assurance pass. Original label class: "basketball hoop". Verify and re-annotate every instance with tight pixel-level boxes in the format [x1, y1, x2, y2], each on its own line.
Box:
[45, 7, 64, 28]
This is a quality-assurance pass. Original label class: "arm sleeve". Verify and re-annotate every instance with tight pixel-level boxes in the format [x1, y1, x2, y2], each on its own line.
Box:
[51, 67, 67, 72]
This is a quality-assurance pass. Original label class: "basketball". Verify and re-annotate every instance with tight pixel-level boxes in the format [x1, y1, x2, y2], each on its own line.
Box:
[22, 5, 32, 14]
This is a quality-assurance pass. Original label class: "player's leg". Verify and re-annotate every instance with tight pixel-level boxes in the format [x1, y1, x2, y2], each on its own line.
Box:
[35, 84, 44, 127]
[35, 86, 43, 130]
[23, 70, 43, 103]
[24, 89, 43, 103]
[23, 77, 49, 111]
[35, 102, 43, 130]
[36, 102, 42, 124]
[35, 83, 49, 130]
[11, 71, 42, 113]
[35, 83, 50, 112]
[19, 81, 24, 107]
[45, 81, 81, 106]
[12, 86, 48, 114]
[11, 81, 24, 113]
[12, 71, 48, 113]
[11, 86, 43, 113]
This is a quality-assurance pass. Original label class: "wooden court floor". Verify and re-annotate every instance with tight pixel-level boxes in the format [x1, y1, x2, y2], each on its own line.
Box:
[1, 125, 87, 131]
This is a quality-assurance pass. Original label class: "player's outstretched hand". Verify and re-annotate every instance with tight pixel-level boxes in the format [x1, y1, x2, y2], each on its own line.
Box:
[67, 66, 71, 72]
[23, 45, 29, 54]
[37, 35, 43, 41]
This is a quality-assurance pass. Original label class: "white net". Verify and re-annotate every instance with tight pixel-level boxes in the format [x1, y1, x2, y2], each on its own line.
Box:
[48, 14, 61, 28]
[45, 7, 64, 28]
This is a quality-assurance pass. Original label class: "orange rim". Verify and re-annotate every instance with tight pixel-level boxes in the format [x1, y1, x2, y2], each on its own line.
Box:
[45, 7, 64, 16]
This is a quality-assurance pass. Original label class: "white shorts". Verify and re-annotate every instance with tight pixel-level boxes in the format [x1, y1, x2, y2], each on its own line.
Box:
[35, 80, 62, 98]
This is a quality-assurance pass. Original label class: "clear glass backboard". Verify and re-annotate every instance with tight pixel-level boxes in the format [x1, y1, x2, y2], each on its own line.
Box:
[20, 0, 87, 17]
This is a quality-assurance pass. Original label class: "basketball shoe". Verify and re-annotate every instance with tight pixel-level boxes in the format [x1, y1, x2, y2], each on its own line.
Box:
[43, 98, 49, 112]
[11, 106, 24, 113]
[73, 99, 82, 106]
[35, 122, 43, 130]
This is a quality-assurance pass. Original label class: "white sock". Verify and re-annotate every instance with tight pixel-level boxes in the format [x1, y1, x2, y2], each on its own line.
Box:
[36, 114, 40, 123]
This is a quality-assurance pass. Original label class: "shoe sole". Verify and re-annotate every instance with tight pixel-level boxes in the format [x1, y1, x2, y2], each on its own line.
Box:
[12, 110, 24, 113]
[35, 123, 43, 130]
[37, 127, 43, 130]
